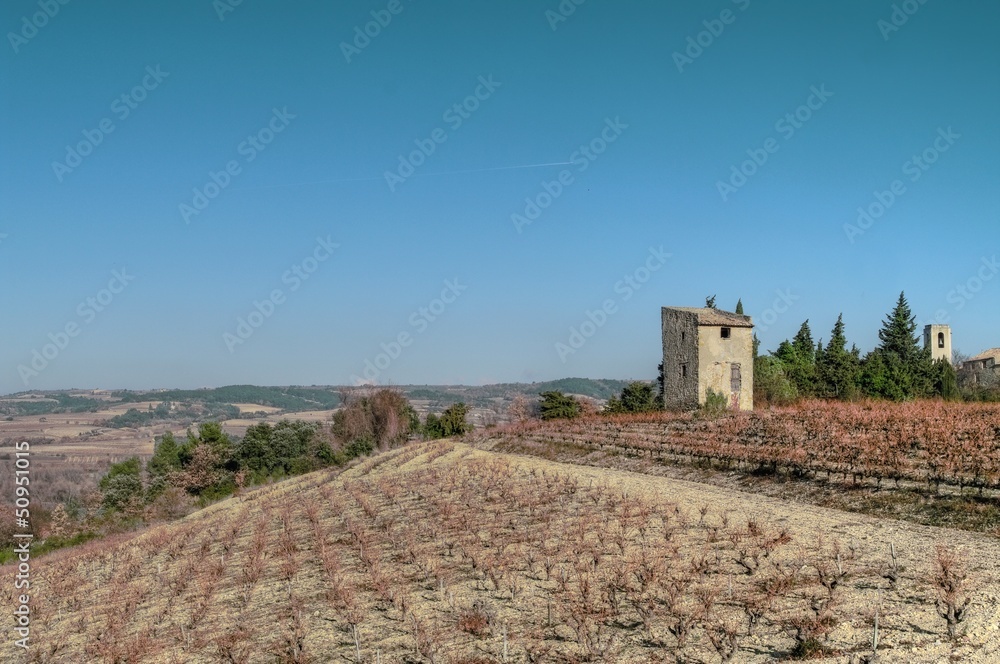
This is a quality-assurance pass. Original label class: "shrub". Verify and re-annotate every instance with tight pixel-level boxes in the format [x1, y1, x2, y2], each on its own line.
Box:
[98, 458, 143, 512]
[604, 382, 657, 414]
[698, 389, 729, 418]
[424, 402, 470, 439]
[333, 388, 418, 450]
[539, 391, 581, 420]
[933, 545, 970, 639]
[457, 601, 494, 638]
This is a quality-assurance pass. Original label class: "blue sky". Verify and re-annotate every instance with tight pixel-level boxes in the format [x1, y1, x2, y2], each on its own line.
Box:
[1, 0, 998, 393]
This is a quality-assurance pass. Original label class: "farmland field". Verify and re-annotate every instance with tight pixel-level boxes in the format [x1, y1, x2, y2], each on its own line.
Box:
[485, 401, 1000, 493]
[5, 438, 998, 663]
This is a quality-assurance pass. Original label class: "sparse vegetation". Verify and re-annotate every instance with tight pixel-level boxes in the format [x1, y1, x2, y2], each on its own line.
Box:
[3, 440, 983, 662]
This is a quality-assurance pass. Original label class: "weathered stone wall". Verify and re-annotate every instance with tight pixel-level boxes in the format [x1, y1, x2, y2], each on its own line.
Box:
[697, 325, 754, 411]
[661, 308, 700, 410]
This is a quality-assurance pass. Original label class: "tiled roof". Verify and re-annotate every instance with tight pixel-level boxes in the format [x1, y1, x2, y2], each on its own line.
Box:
[666, 307, 753, 328]
[968, 348, 1000, 362]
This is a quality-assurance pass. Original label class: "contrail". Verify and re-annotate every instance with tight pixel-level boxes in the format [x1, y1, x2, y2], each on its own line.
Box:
[236, 161, 574, 191]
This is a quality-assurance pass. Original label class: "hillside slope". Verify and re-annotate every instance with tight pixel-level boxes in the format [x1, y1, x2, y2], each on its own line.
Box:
[4, 441, 999, 663]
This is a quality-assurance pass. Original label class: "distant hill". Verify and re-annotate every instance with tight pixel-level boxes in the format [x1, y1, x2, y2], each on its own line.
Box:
[1, 379, 640, 417]
[399, 378, 637, 407]
[0, 392, 106, 417]
[111, 385, 340, 411]
[525, 377, 637, 400]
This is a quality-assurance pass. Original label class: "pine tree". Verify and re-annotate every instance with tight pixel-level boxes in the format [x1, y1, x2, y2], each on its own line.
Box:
[817, 314, 860, 399]
[792, 320, 815, 364]
[877, 292, 921, 364]
[705, 295, 717, 309]
[772, 321, 818, 396]
[866, 292, 934, 399]
[735, 298, 744, 315]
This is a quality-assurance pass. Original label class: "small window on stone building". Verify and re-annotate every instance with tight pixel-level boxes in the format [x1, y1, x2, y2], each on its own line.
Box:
[681, 331, 685, 341]
[938, 332, 945, 348]
[720, 327, 731, 339]
[681, 364, 687, 378]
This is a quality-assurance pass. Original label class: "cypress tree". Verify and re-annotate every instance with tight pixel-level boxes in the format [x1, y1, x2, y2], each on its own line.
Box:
[792, 320, 815, 364]
[817, 314, 860, 399]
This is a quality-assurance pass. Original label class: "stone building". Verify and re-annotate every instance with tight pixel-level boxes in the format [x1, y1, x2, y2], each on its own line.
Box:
[961, 347, 1000, 385]
[661, 307, 754, 411]
[923, 324, 952, 364]
[964, 348, 1000, 372]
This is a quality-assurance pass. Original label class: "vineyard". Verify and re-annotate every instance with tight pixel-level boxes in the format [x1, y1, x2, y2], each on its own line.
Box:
[484, 401, 1000, 494]
[4, 439, 998, 662]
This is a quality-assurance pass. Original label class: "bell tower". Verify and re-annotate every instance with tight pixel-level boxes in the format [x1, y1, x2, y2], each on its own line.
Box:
[923, 324, 952, 364]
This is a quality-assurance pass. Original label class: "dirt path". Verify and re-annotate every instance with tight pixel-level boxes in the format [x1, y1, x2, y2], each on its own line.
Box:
[470, 441, 1000, 662]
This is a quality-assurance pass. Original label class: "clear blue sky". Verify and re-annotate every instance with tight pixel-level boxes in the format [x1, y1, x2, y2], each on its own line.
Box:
[1, 0, 998, 393]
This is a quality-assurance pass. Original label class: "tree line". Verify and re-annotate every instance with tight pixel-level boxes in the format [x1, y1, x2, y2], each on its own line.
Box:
[98, 389, 472, 516]
[9, 388, 474, 563]
[753, 292, 964, 405]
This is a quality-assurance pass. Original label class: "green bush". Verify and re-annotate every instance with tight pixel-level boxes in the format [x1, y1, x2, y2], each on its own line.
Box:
[605, 382, 657, 414]
[698, 389, 730, 418]
[539, 391, 581, 420]
[424, 402, 470, 439]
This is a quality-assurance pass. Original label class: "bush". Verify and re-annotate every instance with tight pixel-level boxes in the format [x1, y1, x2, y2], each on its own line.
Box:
[698, 389, 730, 418]
[754, 356, 798, 407]
[332, 388, 418, 450]
[343, 437, 375, 459]
[605, 381, 657, 414]
[539, 391, 581, 420]
[99, 457, 143, 512]
[457, 601, 494, 638]
[425, 402, 470, 439]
